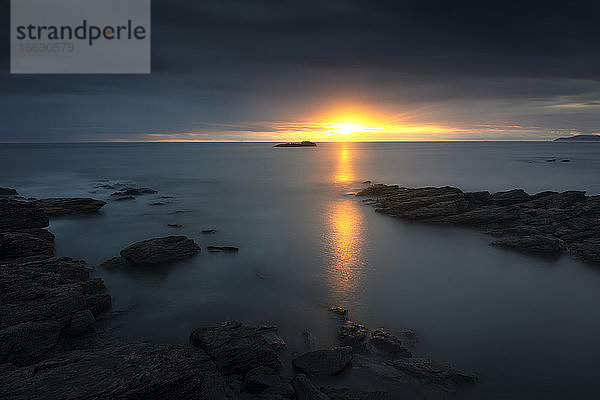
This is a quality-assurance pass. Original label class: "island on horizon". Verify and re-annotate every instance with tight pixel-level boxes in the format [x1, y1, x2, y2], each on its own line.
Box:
[554, 134, 600, 142]
[274, 140, 317, 147]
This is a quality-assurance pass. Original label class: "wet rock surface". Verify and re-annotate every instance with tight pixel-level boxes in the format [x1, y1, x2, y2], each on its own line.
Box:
[357, 184, 600, 264]
[190, 321, 281, 375]
[0, 198, 49, 230]
[33, 198, 107, 216]
[390, 358, 478, 386]
[338, 321, 368, 348]
[119, 236, 201, 264]
[292, 346, 353, 376]
[291, 374, 330, 400]
[369, 328, 411, 356]
[0, 187, 18, 196]
[110, 187, 158, 197]
[0, 343, 230, 400]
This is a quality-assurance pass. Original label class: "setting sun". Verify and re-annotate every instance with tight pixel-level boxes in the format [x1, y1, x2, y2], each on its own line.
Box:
[328, 122, 368, 135]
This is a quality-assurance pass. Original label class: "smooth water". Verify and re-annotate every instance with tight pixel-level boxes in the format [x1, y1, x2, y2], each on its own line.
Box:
[1, 142, 600, 399]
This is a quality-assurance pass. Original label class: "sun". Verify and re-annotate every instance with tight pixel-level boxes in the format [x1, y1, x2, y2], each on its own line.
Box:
[328, 122, 367, 135]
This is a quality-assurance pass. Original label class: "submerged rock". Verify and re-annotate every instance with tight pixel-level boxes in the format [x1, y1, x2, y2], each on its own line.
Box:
[201, 229, 218, 234]
[110, 187, 157, 197]
[292, 347, 353, 376]
[33, 198, 107, 216]
[207, 246, 239, 253]
[190, 321, 281, 375]
[119, 236, 200, 264]
[390, 358, 478, 386]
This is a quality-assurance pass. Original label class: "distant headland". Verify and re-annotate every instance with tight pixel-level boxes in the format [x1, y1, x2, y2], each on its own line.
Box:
[274, 141, 317, 147]
[554, 134, 600, 142]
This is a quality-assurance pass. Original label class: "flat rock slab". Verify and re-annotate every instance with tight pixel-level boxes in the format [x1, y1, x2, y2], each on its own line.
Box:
[292, 347, 353, 376]
[0, 343, 229, 400]
[120, 236, 200, 264]
[190, 321, 281, 375]
[33, 198, 107, 216]
[357, 184, 600, 264]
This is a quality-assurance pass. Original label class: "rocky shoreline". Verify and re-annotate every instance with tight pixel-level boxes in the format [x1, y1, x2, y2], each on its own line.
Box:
[1, 187, 477, 399]
[357, 184, 600, 265]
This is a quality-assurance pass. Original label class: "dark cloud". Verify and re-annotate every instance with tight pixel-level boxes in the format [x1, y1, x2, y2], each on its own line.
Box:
[1, 0, 600, 141]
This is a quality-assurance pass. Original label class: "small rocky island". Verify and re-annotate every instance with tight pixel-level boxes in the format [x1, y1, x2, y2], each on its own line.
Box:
[274, 140, 317, 147]
[357, 184, 600, 264]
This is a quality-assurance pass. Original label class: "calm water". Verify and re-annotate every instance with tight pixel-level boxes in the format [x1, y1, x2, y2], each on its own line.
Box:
[1, 142, 600, 399]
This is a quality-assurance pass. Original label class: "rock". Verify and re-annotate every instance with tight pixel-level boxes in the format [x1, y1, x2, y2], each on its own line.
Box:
[0, 320, 61, 366]
[546, 158, 556, 162]
[357, 184, 600, 265]
[328, 306, 348, 317]
[190, 321, 281, 375]
[168, 223, 183, 228]
[291, 374, 330, 400]
[390, 358, 478, 385]
[244, 366, 294, 397]
[66, 310, 95, 336]
[362, 180, 372, 184]
[491, 235, 565, 256]
[0, 199, 48, 230]
[274, 141, 317, 147]
[112, 196, 135, 201]
[99, 256, 131, 269]
[0, 231, 54, 260]
[150, 202, 166, 206]
[292, 347, 352, 376]
[369, 328, 411, 356]
[261, 331, 287, 351]
[207, 246, 239, 253]
[490, 189, 531, 205]
[321, 387, 391, 400]
[0, 342, 231, 400]
[33, 198, 107, 216]
[0, 187, 18, 196]
[0, 257, 111, 366]
[110, 187, 157, 197]
[338, 321, 368, 348]
[119, 236, 200, 264]
[201, 229, 218, 234]
[562, 159, 571, 162]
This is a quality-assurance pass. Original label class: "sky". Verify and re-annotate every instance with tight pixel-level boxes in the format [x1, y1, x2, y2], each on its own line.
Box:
[2, 0, 600, 142]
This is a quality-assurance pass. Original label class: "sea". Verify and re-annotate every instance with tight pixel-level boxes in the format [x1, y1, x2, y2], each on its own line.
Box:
[1, 142, 599, 399]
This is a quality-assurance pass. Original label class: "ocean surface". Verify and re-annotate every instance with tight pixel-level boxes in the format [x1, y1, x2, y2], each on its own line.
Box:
[1, 142, 600, 399]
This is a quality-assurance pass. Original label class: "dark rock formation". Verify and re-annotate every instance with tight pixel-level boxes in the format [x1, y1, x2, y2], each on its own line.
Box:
[390, 358, 478, 386]
[0, 198, 48, 230]
[291, 374, 330, 400]
[337, 321, 368, 348]
[201, 229, 218, 234]
[119, 236, 200, 264]
[168, 223, 183, 228]
[328, 306, 348, 317]
[190, 321, 281, 375]
[292, 347, 353, 376]
[207, 246, 239, 253]
[0, 343, 231, 400]
[0, 256, 111, 366]
[0, 187, 18, 196]
[357, 184, 600, 265]
[369, 328, 411, 356]
[33, 198, 107, 216]
[0, 231, 54, 260]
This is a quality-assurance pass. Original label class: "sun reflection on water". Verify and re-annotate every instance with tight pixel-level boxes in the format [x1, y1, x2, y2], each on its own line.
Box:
[324, 144, 366, 303]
